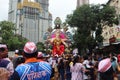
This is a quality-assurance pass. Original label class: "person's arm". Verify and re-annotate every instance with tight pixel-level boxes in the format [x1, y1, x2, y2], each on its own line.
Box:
[117, 63, 120, 71]
[48, 38, 55, 43]
[61, 39, 68, 47]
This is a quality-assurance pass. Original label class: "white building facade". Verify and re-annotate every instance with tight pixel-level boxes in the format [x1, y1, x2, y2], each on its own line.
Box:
[77, 0, 89, 7]
[8, 0, 52, 43]
[102, 0, 120, 45]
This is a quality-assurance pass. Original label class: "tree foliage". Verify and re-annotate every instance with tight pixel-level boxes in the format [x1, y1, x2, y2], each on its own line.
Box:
[0, 21, 15, 42]
[0, 21, 28, 50]
[66, 4, 119, 54]
[36, 42, 45, 51]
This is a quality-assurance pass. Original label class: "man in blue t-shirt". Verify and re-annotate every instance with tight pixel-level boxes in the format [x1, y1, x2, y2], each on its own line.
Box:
[10, 42, 52, 80]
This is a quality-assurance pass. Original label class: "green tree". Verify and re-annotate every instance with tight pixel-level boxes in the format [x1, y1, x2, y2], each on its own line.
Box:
[66, 4, 118, 54]
[0, 21, 28, 50]
[0, 21, 15, 43]
[36, 42, 45, 52]
[11, 34, 28, 50]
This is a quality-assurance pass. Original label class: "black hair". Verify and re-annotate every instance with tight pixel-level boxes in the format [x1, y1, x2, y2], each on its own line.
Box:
[73, 55, 79, 66]
[15, 49, 23, 55]
[23, 51, 38, 58]
[83, 55, 88, 60]
[111, 57, 116, 61]
[13, 57, 25, 68]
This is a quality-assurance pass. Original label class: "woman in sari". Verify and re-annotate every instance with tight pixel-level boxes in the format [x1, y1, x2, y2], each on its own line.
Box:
[70, 55, 85, 80]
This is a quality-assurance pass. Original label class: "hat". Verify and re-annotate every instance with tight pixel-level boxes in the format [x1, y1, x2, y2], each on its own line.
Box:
[98, 58, 111, 72]
[15, 50, 19, 53]
[24, 42, 37, 54]
[0, 44, 7, 48]
[37, 52, 43, 58]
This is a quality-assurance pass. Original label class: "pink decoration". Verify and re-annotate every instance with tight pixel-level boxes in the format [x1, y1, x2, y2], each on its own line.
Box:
[51, 31, 66, 39]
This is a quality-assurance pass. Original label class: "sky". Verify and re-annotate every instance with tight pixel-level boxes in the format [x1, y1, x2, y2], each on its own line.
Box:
[0, 0, 109, 22]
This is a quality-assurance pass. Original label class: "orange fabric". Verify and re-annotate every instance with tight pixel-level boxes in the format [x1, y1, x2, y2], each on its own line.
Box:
[37, 59, 44, 62]
[25, 58, 38, 63]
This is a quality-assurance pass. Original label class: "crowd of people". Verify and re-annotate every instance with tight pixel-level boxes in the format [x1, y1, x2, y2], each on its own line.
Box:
[1, 41, 120, 80]
[0, 42, 52, 80]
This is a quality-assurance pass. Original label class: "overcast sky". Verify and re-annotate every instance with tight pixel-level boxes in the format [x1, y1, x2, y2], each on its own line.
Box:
[0, 0, 109, 22]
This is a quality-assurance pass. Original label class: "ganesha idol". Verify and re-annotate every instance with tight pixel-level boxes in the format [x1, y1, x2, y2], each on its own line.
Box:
[51, 32, 68, 55]
[43, 24, 68, 56]
[44, 17, 73, 56]
[50, 30, 68, 56]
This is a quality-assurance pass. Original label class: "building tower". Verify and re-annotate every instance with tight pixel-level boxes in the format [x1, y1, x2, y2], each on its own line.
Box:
[108, 0, 120, 24]
[8, 0, 52, 43]
[102, 0, 120, 45]
[77, 0, 89, 8]
[36, 0, 52, 38]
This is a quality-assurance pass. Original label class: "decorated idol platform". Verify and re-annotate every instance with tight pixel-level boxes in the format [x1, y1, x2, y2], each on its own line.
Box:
[43, 17, 73, 56]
